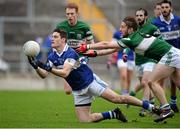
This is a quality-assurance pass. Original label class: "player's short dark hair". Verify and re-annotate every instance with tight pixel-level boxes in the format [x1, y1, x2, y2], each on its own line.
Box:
[154, 2, 161, 8]
[53, 29, 67, 41]
[161, 0, 172, 7]
[65, 3, 79, 13]
[123, 16, 138, 31]
[135, 8, 148, 16]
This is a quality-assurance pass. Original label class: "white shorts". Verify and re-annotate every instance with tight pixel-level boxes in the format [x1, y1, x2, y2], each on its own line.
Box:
[72, 74, 107, 106]
[117, 59, 135, 70]
[159, 47, 180, 68]
[136, 62, 156, 77]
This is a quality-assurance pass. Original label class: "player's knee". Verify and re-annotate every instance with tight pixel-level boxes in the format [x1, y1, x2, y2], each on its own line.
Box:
[147, 80, 154, 89]
[141, 79, 149, 87]
[78, 117, 91, 122]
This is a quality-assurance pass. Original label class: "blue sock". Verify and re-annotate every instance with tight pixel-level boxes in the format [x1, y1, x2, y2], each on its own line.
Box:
[142, 100, 154, 111]
[101, 111, 116, 120]
[170, 96, 177, 105]
[121, 89, 129, 95]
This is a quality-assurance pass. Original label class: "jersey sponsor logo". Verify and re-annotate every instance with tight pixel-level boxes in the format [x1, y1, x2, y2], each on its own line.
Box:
[67, 39, 84, 48]
[77, 34, 82, 40]
[135, 36, 156, 55]
[161, 30, 180, 40]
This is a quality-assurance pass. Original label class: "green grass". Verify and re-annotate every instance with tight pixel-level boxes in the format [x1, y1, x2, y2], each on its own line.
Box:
[0, 90, 179, 128]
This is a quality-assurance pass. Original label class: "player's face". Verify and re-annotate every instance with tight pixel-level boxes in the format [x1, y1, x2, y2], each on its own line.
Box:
[154, 5, 161, 17]
[66, 8, 78, 26]
[135, 10, 146, 26]
[120, 22, 129, 37]
[161, 3, 171, 17]
[51, 32, 62, 49]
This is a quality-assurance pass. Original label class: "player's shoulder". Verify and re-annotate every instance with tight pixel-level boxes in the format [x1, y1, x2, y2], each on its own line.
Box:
[151, 17, 161, 24]
[76, 20, 90, 28]
[56, 20, 69, 28]
[65, 47, 79, 59]
[172, 14, 180, 21]
[146, 22, 158, 29]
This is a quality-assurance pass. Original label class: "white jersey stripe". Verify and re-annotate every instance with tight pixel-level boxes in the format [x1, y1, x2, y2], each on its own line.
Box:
[135, 36, 156, 55]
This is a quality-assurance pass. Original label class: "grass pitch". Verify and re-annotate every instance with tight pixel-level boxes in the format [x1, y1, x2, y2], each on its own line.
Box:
[0, 90, 179, 128]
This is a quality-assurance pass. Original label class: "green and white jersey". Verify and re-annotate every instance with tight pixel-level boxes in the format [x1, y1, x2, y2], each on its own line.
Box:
[117, 31, 172, 61]
[56, 20, 93, 48]
[135, 22, 160, 65]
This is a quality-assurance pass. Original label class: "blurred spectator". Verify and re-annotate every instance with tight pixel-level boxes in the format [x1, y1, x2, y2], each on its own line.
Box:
[0, 58, 9, 72]
[35, 35, 52, 62]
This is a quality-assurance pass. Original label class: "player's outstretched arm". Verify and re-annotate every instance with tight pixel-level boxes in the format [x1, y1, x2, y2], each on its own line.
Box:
[83, 49, 119, 57]
[76, 40, 122, 53]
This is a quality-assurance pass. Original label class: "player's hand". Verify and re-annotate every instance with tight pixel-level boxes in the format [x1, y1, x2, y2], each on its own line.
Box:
[76, 43, 88, 53]
[122, 53, 128, 62]
[82, 50, 97, 57]
[38, 61, 52, 72]
[28, 56, 38, 69]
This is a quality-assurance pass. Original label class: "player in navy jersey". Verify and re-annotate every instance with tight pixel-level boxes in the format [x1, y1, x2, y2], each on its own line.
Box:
[152, 0, 180, 113]
[27, 28, 159, 123]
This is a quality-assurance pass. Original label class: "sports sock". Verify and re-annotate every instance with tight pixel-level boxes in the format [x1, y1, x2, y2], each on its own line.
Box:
[142, 100, 154, 111]
[101, 111, 116, 119]
[121, 89, 129, 95]
[170, 96, 177, 105]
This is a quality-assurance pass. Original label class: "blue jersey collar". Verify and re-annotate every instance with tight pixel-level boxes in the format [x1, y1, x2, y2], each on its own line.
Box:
[160, 13, 174, 24]
[53, 44, 69, 56]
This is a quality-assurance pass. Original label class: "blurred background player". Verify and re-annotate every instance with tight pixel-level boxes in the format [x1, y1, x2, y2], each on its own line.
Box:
[112, 30, 135, 95]
[56, 3, 95, 95]
[148, 2, 162, 23]
[152, 0, 180, 113]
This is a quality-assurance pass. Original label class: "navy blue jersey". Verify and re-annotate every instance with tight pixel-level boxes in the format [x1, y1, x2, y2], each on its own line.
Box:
[113, 30, 134, 60]
[152, 13, 180, 48]
[47, 45, 94, 91]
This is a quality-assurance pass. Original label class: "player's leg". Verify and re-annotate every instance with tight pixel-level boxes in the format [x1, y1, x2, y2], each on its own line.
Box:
[169, 78, 179, 113]
[73, 81, 127, 122]
[63, 80, 72, 95]
[129, 65, 143, 96]
[117, 59, 128, 95]
[148, 64, 174, 122]
[148, 64, 173, 105]
[127, 60, 135, 92]
[75, 106, 127, 122]
[73, 86, 102, 122]
[169, 68, 180, 113]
